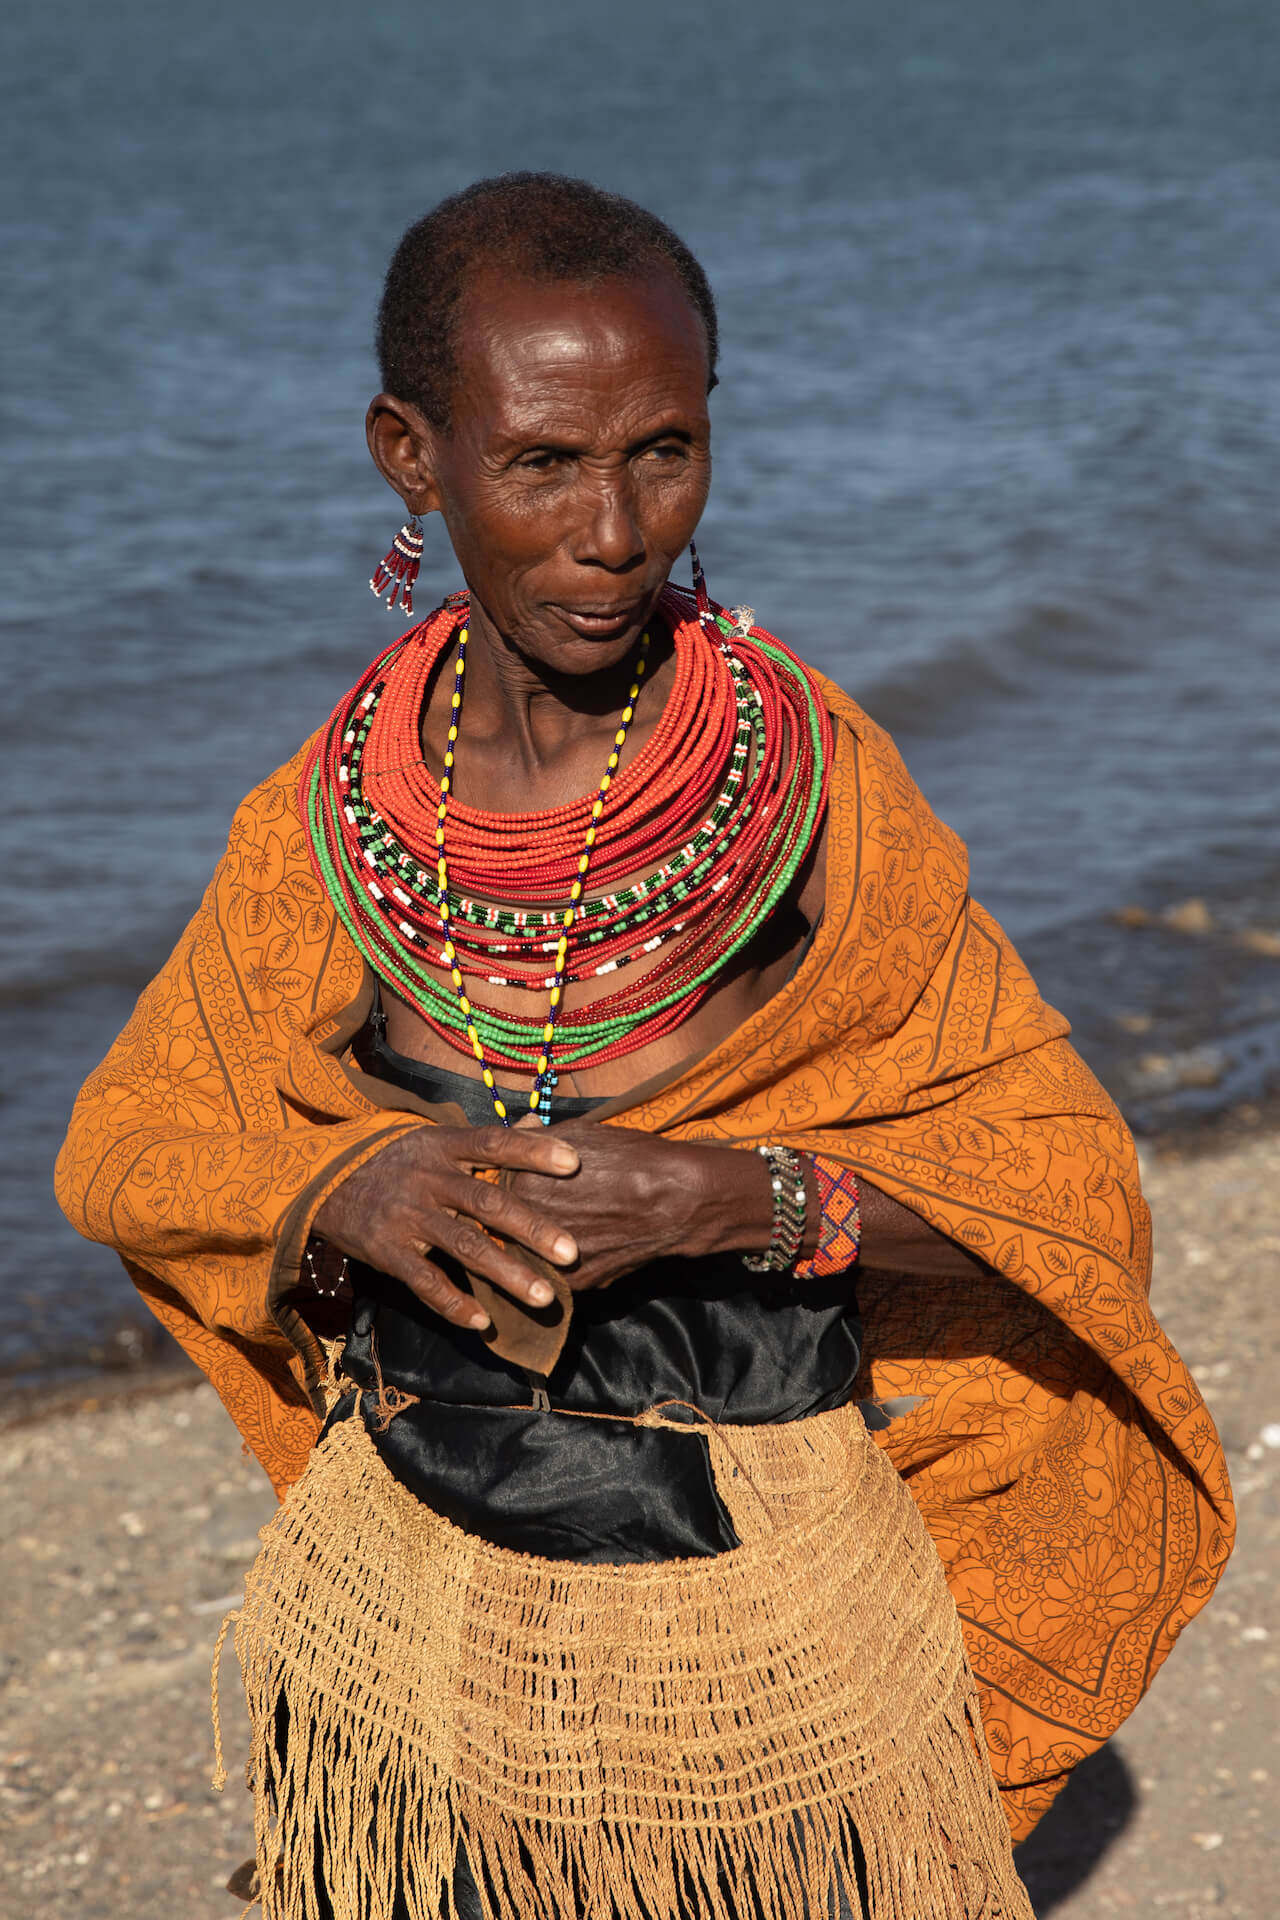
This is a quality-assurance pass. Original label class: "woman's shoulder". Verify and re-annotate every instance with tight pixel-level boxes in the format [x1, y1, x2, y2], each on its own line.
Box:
[224, 731, 320, 839]
[738, 607, 969, 885]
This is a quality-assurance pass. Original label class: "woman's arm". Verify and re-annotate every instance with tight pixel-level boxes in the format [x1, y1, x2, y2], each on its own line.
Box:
[55, 750, 586, 1366]
[494, 1126, 990, 1293]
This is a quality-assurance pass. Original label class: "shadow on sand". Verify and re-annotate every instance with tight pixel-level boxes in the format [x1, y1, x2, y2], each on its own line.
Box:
[1013, 1744, 1137, 1914]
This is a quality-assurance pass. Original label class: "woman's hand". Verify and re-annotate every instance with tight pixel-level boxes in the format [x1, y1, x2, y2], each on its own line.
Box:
[502, 1124, 787, 1291]
[500, 1127, 990, 1289]
[311, 1125, 581, 1330]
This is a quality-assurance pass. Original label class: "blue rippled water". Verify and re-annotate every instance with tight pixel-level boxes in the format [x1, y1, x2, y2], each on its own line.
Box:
[2, 0, 1278, 1375]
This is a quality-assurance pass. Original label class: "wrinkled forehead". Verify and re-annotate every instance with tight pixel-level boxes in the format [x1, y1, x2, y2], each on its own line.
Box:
[446, 264, 713, 441]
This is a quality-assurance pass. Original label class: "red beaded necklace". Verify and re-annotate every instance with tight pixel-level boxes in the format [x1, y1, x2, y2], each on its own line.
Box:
[302, 583, 831, 1113]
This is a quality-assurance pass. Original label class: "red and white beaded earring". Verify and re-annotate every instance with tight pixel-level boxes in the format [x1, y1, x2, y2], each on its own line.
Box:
[370, 515, 424, 617]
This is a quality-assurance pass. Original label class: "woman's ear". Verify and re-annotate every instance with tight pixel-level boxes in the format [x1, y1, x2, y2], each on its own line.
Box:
[365, 394, 443, 517]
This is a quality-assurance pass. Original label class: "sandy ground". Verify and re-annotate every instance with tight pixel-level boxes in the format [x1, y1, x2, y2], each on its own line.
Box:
[3, 1119, 1277, 1920]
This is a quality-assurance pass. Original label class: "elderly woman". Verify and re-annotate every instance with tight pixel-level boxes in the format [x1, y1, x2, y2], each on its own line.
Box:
[57, 175, 1229, 1920]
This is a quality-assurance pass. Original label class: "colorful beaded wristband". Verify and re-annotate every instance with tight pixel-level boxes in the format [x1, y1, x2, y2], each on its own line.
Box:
[742, 1143, 808, 1273]
[794, 1159, 862, 1278]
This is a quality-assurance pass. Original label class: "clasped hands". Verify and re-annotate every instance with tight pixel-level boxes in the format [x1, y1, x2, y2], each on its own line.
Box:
[312, 1121, 777, 1332]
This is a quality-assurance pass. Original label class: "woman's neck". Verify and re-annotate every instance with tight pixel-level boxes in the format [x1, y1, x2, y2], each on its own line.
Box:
[430, 601, 676, 807]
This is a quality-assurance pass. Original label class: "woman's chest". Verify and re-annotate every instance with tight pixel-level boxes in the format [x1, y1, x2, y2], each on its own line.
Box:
[379, 911, 808, 1099]
[372, 796, 827, 1101]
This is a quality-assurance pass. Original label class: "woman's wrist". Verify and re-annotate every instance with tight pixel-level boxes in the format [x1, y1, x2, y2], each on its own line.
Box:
[679, 1143, 772, 1257]
[683, 1142, 819, 1263]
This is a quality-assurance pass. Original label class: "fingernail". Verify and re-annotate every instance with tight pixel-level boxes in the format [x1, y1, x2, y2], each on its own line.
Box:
[553, 1234, 576, 1263]
[468, 1311, 490, 1331]
[551, 1146, 578, 1172]
[529, 1280, 554, 1306]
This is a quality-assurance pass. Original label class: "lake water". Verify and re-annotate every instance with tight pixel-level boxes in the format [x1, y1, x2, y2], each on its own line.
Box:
[2, 0, 1278, 1380]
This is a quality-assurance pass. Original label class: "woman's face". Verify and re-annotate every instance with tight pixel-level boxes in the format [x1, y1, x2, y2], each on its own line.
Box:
[375, 264, 713, 679]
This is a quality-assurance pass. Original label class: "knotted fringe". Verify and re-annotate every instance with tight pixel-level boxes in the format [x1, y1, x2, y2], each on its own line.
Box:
[230, 1408, 1031, 1919]
[209, 1604, 241, 1793]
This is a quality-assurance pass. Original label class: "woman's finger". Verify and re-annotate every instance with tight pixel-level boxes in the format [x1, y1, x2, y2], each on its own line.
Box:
[436, 1171, 578, 1271]
[449, 1123, 580, 1179]
[400, 1244, 491, 1331]
[421, 1206, 561, 1311]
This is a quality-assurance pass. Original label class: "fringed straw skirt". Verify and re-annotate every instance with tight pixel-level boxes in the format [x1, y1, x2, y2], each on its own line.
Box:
[227, 1401, 1031, 1919]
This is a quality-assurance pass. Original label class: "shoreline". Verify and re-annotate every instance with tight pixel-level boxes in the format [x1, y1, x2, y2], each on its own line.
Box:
[0, 1358, 203, 1435]
[1019, 875, 1280, 1138]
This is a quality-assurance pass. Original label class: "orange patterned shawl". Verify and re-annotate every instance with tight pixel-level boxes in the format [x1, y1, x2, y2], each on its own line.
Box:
[55, 671, 1232, 1841]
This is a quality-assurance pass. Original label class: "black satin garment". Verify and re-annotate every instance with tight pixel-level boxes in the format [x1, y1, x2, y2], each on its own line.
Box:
[328, 1017, 862, 1565]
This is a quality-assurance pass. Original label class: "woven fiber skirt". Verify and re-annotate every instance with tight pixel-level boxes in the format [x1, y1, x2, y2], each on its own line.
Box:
[227, 1401, 1031, 1920]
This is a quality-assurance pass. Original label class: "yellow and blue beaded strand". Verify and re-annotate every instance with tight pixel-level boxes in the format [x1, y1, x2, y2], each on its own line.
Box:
[434, 626, 650, 1125]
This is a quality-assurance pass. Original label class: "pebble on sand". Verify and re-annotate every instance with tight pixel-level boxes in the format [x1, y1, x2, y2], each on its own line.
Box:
[1161, 898, 1215, 936]
[1108, 897, 1216, 936]
[1237, 929, 1280, 957]
[1131, 1046, 1230, 1094]
[1113, 1011, 1154, 1035]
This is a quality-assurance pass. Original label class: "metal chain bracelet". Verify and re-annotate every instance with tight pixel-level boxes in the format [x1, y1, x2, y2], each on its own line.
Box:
[741, 1143, 808, 1273]
[303, 1235, 349, 1298]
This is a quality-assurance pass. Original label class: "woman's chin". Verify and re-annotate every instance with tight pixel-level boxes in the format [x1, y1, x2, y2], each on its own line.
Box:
[527, 611, 653, 675]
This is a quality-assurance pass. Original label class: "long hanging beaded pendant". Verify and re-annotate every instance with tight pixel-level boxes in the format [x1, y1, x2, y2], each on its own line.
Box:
[434, 624, 650, 1126]
[370, 516, 424, 617]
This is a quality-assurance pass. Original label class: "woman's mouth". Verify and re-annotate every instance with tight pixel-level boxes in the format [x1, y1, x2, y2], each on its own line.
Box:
[549, 602, 645, 641]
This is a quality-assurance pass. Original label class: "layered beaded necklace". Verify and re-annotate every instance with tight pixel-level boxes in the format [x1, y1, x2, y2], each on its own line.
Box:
[302, 585, 832, 1125]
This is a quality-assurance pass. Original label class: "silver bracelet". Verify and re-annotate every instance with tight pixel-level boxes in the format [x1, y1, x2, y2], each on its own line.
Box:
[742, 1144, 808, 1273]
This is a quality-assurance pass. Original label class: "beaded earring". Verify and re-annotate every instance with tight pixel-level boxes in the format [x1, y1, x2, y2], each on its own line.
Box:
[690, 540, 744, 657]
[370, 515, 424, 617]
[690, 539, 715, 631]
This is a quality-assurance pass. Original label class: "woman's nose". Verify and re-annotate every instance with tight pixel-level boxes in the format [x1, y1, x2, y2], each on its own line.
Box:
[575, 472, 644, 571]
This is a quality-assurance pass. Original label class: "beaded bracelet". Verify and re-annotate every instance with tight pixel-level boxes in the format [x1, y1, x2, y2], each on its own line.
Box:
[742, 1144, 809, 1273]
[794, 1158, 863, 1279]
